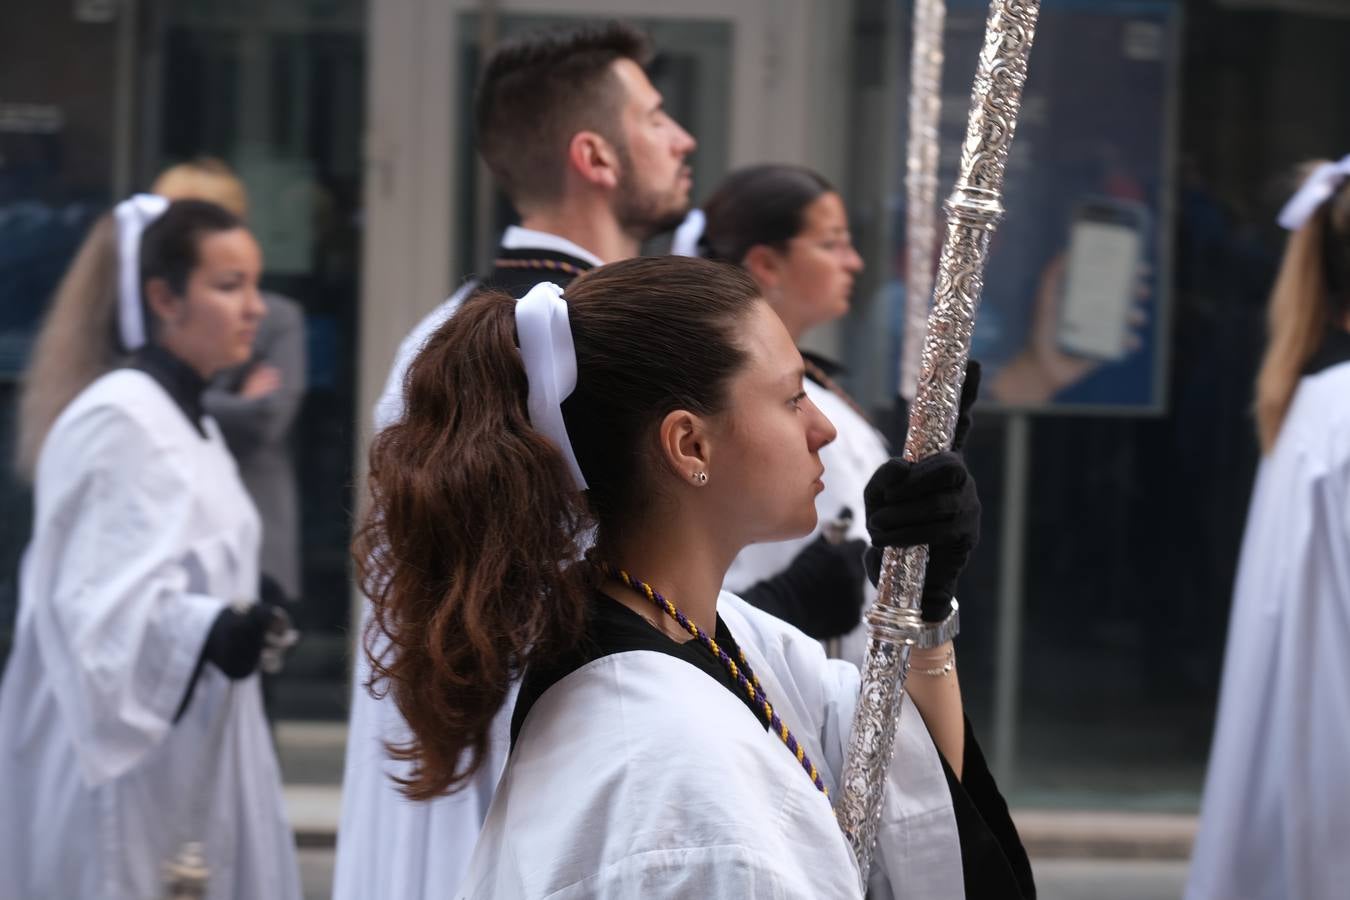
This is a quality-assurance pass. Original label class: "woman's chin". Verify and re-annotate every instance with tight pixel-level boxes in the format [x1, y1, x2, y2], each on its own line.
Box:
[761, 510, 820, 544]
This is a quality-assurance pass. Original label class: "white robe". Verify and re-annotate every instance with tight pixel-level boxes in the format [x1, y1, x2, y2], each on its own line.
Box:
[0, 369, 301, 900]
[724, 377, 890, 665]
[335, 227, 605, 900]
[459, 592, 963, 899]
[333, 281, 481, 900]
[1186, 360, 1350, 900]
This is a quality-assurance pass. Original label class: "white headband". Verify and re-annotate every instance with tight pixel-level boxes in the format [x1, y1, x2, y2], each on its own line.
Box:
[1277, 154, 1350, 231]
[671, 208, 706, 258]
[114, 193, 170, 351]
[515, 282, 588, 491]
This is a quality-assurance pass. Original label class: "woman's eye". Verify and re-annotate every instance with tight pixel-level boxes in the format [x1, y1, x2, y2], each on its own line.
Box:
[789, 391, 807, 409]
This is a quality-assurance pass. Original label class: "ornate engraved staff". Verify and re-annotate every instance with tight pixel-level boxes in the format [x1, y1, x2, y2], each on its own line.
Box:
[836, 0, 1041, 883]
[899, 0, 947, 402]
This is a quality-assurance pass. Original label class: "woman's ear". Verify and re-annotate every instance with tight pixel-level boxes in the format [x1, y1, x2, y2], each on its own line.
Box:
[742, 244, 784, 291]
[567, 130, 621, 190]
[657, 408, 711, 486]
[143, 277, 182, 328]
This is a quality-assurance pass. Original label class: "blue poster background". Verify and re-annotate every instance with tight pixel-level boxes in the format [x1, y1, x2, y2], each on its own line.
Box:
[891, 0, 1179, 413]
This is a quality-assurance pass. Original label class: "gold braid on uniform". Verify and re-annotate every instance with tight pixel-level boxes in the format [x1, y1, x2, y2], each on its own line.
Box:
[493, 258, 587, 278]
[596, 562, 830, 798]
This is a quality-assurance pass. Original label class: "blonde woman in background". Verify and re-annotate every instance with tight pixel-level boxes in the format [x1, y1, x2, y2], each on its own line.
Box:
[0, 197, 301, 898]
[1187, 157, 1350, 900]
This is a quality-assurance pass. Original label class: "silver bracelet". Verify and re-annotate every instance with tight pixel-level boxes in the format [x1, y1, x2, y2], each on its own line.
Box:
[908, 646, 955, 677]
[915, 598, 960, 649]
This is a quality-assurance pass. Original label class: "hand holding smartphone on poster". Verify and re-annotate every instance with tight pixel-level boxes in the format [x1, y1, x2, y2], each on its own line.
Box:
[988, 197, 1150, 406]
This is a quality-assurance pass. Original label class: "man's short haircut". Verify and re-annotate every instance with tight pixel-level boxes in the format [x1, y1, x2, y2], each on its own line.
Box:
[474, 21, 653, 209]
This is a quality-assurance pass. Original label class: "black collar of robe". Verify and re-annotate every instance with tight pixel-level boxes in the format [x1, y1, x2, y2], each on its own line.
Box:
[480, 244, 596, 297]
[131, 343, 209, 437]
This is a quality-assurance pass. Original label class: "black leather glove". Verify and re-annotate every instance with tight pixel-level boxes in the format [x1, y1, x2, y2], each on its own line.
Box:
[863, 451, 980, 622]
[740, 535, 870, 639]
[203, 602, 274, 679]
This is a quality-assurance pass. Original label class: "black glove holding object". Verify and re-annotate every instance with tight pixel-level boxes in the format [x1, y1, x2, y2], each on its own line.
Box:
[863, 451, 980, 621]
[864, 361, 982, 622]
[740, 535, 870, 639]
[203, 601, 274, 679]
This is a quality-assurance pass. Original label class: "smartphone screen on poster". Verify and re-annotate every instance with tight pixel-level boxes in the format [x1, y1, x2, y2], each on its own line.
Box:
[1056, 199, 1146, 360]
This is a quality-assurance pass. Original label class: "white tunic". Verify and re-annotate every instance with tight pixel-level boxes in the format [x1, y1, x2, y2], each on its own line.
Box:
[724, 377, 890, 664]
[459, 592, 963, 899]
[333, 281, 492, 900]
[0, 369, 301, 900]
[1186, 360, 1350, 900]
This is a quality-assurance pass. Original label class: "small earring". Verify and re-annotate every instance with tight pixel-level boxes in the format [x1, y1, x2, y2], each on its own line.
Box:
[693, 471, 708, 485]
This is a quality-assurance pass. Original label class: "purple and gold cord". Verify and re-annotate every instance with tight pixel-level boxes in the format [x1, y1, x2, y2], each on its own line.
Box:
[598, 563, 829, 798]
[493, 257, 587, 278]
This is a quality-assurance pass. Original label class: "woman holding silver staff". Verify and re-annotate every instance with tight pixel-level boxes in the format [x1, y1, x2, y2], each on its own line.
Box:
[358, 255, 1031, 897]
[0, 197, 302, 898]
[1187, 157, 1350, 900]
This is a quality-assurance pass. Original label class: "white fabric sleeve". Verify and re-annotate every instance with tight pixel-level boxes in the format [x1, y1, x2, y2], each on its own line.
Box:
[27, 404, 227, 786]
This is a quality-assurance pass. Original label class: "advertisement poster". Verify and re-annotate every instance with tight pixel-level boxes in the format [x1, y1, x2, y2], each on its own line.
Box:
[892, 0, 1179, 413]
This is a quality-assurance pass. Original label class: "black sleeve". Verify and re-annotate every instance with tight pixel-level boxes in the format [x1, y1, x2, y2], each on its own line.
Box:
[737, 537, 868, 639]
[939, 717, 1037, 899]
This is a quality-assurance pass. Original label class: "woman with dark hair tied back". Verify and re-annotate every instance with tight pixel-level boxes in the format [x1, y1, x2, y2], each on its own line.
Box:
[357, 255, 1025, 897]
[1187, 158, 1350, 900]
[0, 198, 302, 898]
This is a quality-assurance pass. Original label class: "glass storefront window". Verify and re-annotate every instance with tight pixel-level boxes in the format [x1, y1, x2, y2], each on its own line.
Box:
[145, 0, 367, 718]
[0, 1, 366, 720]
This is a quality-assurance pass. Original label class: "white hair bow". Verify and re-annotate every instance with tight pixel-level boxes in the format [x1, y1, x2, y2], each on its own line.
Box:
[1277, 154, 1350, 231]
[515, 282, 588, 490]
[114, 194, 170, 351]
[671, 208, 706, 258]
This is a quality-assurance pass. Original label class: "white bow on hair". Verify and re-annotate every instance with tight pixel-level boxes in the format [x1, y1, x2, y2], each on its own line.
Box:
[670, 208, 706, 258]
[515, 282, 589, 491]
[114, 193, 170, 351]
[1277, 154, 1350, 231]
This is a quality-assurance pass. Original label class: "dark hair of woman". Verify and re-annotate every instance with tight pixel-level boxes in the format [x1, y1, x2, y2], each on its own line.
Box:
[139, 198, 242, 300]
[354, 256, 764, 799]
[16, 198, 243, 479]
[700, 164, 835, 264]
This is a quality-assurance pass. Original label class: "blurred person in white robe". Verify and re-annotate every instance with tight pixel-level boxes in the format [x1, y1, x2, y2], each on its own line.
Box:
[152, 158, 309, 608]
[355, 257, 1032, 898]
[0, 197, 302, 899]
[1188, 156, 1350, 900]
